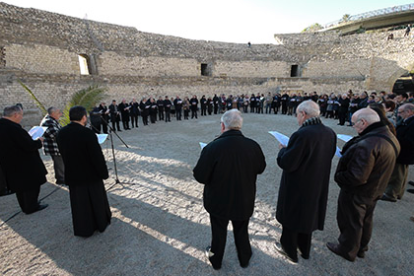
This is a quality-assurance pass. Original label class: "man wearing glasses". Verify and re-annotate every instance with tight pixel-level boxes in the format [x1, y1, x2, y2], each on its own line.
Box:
[381, 103, 414, 202]
[327, 108, 400, 262]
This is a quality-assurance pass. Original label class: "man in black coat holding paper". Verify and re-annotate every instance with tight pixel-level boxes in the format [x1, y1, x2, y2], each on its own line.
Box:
[193, 109, 266, 270]
[57, 106, 111, 237]
[276, 100, 336, 263]
[0, 105, 48, 214]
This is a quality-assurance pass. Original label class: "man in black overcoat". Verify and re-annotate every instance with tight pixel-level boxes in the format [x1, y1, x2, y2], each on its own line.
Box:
[118, 99, 131, 130]
[276, 100, 336, 263]
[109, 100, 121, 132]
[382, 103, 414, 202]
[193, 109, 266, 270]
[0, 105, 48, 214]
[57, 106, 111, 237]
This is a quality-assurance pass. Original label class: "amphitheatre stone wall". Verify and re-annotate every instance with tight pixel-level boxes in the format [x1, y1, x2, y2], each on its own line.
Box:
[0, 2, 413, 125]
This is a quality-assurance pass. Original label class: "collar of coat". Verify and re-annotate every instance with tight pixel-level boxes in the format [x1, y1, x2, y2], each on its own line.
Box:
[341, 122, 385, 154]
[301, 116, 322, 127]
[214, 129, 243, 141]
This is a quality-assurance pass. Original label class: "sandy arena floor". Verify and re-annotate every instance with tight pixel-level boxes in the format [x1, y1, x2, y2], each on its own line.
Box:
[1, 112, 413, 276]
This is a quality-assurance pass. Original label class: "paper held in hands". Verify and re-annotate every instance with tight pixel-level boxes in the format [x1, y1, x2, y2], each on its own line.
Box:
[268, 131, 289, 147]
[269, 130, 343, 158]
[97, 134, 108, 144]
[28, 126, 47, 140]
[199, 142, 207, 150]
[337, 134, 353, 142]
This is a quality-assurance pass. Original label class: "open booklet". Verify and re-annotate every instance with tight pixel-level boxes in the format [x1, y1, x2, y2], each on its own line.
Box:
[268, 131, 289, 147]
[28, 126, 47, 140]
[269, 130, 343, 158]
[96, 134, 108, 144]
[337, 134, 353, 142]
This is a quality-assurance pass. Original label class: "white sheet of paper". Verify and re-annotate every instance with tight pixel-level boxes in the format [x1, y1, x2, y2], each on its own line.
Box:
[337, 134, 353, 142]
[97, 134, 108, 144]
[28, 126, 47, 140]
[268, 131, 289, 147]
[335, 146, 342, 157]
[199, 142, 207, 150]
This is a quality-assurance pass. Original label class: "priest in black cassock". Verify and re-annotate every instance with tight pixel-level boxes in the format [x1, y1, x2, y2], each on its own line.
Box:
[57, 106, 111, 237]
[276, 100, 336, 263]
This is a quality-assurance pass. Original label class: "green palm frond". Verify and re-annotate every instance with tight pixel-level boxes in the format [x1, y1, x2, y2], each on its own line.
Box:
[17, 79, 47, 115]
[60, 85, 106, 126]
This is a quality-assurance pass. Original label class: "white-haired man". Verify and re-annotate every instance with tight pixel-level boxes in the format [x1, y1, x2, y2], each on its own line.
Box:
[327, 108, 399, 261]
[276, 100, 337, 263]
[193, 109, 266, 270]
[41, 106, 65, 185]
[0, 105, 48, 213]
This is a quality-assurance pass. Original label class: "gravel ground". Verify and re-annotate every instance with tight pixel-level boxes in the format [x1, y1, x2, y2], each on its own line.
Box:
[1, 112, 413, 276]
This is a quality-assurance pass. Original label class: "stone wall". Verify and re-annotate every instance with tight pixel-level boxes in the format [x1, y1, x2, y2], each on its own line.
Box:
[0, 2, 413, 125]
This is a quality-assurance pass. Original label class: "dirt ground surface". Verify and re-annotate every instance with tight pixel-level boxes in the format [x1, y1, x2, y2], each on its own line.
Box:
[1, 112, 413, 276]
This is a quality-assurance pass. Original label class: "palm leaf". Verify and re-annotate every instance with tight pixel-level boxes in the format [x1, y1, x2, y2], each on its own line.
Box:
[60, 85, 106, 126]
[17, 79, 47, 115]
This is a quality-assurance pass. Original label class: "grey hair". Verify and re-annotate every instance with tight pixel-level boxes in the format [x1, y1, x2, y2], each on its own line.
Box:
[3, 105, 22, 117]
[297, 100, 320, 118]
[221, 109, 243, 130]
[47, 106, 58, 115]
[400, 103, 414, 113]
[354, 108, 380, 124]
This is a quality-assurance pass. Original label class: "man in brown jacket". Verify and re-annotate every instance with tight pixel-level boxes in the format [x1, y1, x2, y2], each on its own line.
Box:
[327, 108, 400, 262]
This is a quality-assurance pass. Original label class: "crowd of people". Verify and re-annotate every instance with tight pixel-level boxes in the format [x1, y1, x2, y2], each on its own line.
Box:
[87, 90, 414, 135]
[0, 87, 413, 269]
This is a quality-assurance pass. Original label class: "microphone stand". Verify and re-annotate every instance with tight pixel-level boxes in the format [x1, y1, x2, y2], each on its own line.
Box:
[91, 114, 129, 186]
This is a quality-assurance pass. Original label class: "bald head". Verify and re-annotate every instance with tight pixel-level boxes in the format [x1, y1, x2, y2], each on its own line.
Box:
[352, 108, 380, 134]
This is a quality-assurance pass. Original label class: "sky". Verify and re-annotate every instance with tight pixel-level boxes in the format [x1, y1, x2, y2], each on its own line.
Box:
[3, 0, 414, 44]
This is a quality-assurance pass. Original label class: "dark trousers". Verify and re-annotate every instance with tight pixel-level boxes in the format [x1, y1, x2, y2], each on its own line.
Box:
[111, 121, 121, 131]
[280, 226, 312, 260]
[158, 109, 164, 121]
[51, 155, 65, 184]
[16, 185, 40, 214]
[130, 115, 139, 128]
[122, 119, 130, 130]
[338, 111, 347, 125]
[165, 110, 171, 122]
[337, 190, 376, 261]
[102, 121, 108, 133]
[209, 214, 252, 268]
[142, 114, 148, 125]
[191, 108, 198, 119]
[176, 109, 182, 120]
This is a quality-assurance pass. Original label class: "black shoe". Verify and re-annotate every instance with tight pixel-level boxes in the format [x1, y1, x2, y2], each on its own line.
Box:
[357, 251, 365, 258]
[326, 242, 354, 262]
[407, 189, 414, 194]
[380, 193, 397, 202]
[275, 241, 298, 263]
[37, 204, 48, 211]
[409, 181, 414, 187]
[26, 204, 48, 214]
[205, 246, 221, 270]
[299, 248, 309, 259]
